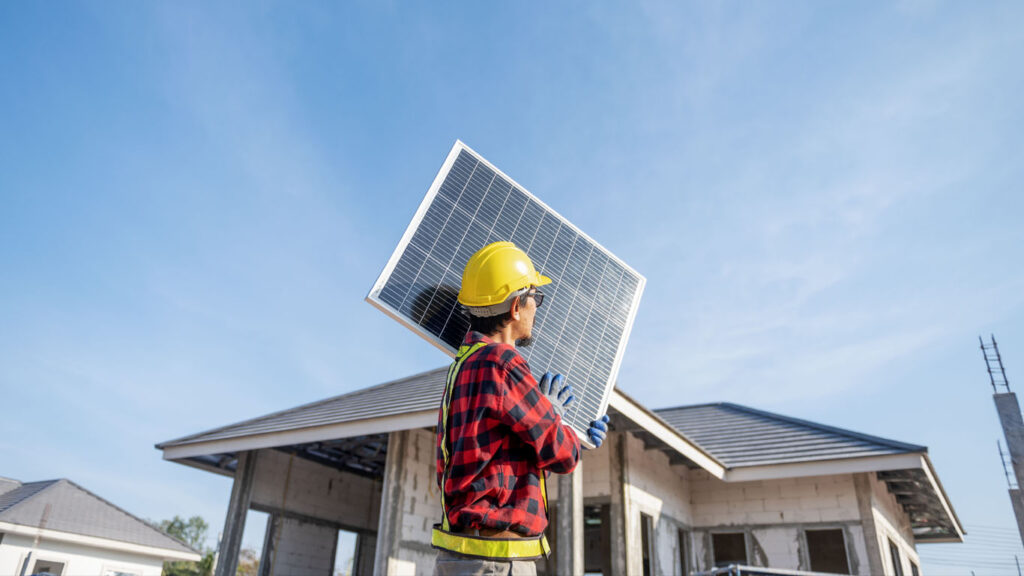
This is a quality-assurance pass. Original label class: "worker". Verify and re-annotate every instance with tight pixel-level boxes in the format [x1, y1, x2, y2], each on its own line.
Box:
[432, 241, 611, 576]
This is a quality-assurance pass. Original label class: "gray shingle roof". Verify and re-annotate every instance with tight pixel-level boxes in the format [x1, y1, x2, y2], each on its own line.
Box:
[0, 476, 22, 496]
[159, 369, 927, 472]
[0, 478, 197, 556]
[653, 402, 925, 468]
[158, 367, 448, 449]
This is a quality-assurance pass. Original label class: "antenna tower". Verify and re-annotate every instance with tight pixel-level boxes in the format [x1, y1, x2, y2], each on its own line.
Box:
[982, 335, 1024, 545]
[982, 335, 1011, 392]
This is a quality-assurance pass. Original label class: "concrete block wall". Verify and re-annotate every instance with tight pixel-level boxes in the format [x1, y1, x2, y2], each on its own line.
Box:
[869, 473, 921, 576]
[690, 471, 861, 526]
[250, 448, 383, 532]
[621, 432, 692, 576]
[581, 436, 612, 498]
[688, 471, 867, 573]
[270, 517, 338, 576]
[375, 428, 443, 576]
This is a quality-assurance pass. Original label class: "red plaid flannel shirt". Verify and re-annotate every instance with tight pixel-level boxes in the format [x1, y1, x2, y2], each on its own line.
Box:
[436, 331, 581, 536]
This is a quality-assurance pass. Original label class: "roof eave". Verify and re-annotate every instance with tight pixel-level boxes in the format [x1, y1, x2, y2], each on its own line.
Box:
[609, 388, 727, 478]
[160, 409, 437, 461]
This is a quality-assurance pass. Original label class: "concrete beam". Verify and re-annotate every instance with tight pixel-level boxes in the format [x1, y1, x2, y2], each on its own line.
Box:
[556, 464, 584, 576]
[215, 450, 257, 576]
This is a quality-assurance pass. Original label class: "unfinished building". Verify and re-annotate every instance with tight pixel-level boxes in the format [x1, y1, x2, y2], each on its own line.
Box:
[156, 368, 963, 576]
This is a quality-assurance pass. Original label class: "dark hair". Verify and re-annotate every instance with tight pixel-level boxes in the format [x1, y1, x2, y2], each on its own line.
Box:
[468, 309, 514, 336]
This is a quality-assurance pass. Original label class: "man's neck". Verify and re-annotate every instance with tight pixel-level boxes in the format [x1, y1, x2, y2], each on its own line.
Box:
[487, 326, 518, 347]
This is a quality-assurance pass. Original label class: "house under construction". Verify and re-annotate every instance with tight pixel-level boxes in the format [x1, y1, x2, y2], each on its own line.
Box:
[156, 368, 963, 576]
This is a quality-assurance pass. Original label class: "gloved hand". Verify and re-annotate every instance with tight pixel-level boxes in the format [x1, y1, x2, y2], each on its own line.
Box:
[538, 372, 574, 419]
[587, 414, 610, 448]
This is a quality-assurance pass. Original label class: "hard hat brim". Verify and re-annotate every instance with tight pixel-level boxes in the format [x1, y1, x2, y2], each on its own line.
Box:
[536, 273, 552, 287]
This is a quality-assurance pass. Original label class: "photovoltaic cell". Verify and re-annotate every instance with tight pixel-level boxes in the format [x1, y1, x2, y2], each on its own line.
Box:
[367, 141, 645, 445]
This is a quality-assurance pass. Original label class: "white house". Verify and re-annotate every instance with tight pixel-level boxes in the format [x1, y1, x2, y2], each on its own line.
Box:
[157, 367, 963, 576]
[0, 477, 200, 576]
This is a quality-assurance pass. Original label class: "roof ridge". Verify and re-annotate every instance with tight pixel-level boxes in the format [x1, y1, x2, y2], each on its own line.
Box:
[717, 402, 927, 453]
[157, 365, 449, 449]
[60, 479, 199, 554]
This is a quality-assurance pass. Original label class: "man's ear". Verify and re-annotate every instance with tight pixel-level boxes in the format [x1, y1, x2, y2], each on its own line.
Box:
[510, 296, 521, 321]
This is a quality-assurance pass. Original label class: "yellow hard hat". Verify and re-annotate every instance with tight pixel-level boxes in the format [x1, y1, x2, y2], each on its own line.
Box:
[458, 241, 552, 309]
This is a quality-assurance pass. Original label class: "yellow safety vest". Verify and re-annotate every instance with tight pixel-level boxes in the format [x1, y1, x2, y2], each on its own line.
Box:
[431, 341, 552, 561]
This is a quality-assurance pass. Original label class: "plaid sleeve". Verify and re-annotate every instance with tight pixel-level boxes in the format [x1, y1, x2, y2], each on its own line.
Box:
[497, 347, 581, 474]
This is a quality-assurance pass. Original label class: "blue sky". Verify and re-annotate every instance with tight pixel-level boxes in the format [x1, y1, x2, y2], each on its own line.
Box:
[2, 1, 1023, 573]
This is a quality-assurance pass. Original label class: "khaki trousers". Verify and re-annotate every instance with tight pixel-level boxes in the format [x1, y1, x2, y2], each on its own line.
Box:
[432, 550, 538, 576]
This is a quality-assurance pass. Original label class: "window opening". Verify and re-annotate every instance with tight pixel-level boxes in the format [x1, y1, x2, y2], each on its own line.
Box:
[583, 504, 611, 575]
[678, 529, 689, 576]
[640, 513, 654, 576]
[712, 532, 747, 568]
[32, 559, 66, 576]
[910, 561, 920, 576]
[805, 528, 850, 574]
[334, 529, 360, 576]
[888, 539, 904, 576]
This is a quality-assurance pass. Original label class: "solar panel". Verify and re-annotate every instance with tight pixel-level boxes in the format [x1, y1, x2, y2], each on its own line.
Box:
[367, 141, 645, 446]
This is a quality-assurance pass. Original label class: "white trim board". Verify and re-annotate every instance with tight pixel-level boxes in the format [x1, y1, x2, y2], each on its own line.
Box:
[0, 521, 200, 562]
[161, 410, 437, 460]
[722, 452, 926, 482]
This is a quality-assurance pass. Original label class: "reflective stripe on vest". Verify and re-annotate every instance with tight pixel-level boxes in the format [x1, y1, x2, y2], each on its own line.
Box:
[431, 341, 552, 561]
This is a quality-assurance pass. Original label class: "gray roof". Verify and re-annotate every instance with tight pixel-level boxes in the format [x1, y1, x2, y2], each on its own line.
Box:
[158, 367, 448, 449]
[160, 369, 925, 471]
[0, 478, 197, 556]
[0, 476, 26, 498]
[653, 402, 925, 468]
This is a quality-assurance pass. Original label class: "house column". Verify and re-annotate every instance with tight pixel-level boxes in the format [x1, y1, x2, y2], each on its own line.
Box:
[216, 450, 258, 576]
[556, 462, 584, 575]
[608, 432, 631, 576]
[374, 430, 408, 576]
[853, 473, 886, 576]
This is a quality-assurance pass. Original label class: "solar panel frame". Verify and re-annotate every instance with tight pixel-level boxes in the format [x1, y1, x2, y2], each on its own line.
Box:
[367, 140, 645, 446]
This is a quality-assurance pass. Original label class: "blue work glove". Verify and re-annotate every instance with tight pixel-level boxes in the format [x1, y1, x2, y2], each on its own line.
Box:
[587, 414, 610, 448]
[538, 372, 574, 419]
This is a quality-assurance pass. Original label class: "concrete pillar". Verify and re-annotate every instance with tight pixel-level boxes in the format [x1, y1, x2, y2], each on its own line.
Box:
[995, 394, 1024, 483]
[215, 450, 258, 576]
[556, 463, 584, 576]
[853, 473, 885, 576]
[993, 393, 1024, 546]
[1009, 489, 1024, 544]
[374, 430, 407, 576]
[258, 513, 280, 576]
[608, 433, 630, 576]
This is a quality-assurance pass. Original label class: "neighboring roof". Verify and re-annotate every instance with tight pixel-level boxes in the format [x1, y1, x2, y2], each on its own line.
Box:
[0, 476, 21, 496]
[653, 402, 926, 468]
[0, 478, 197, 556]
[158, 367, 447, 451]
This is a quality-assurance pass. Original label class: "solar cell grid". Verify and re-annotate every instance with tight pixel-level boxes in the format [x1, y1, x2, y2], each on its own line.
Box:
[368, 141, 644, 444]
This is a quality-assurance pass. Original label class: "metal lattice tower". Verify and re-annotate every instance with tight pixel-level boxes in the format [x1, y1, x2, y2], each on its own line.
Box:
[983, 335, 1024, 545]
[982, 334, 1011, 392]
